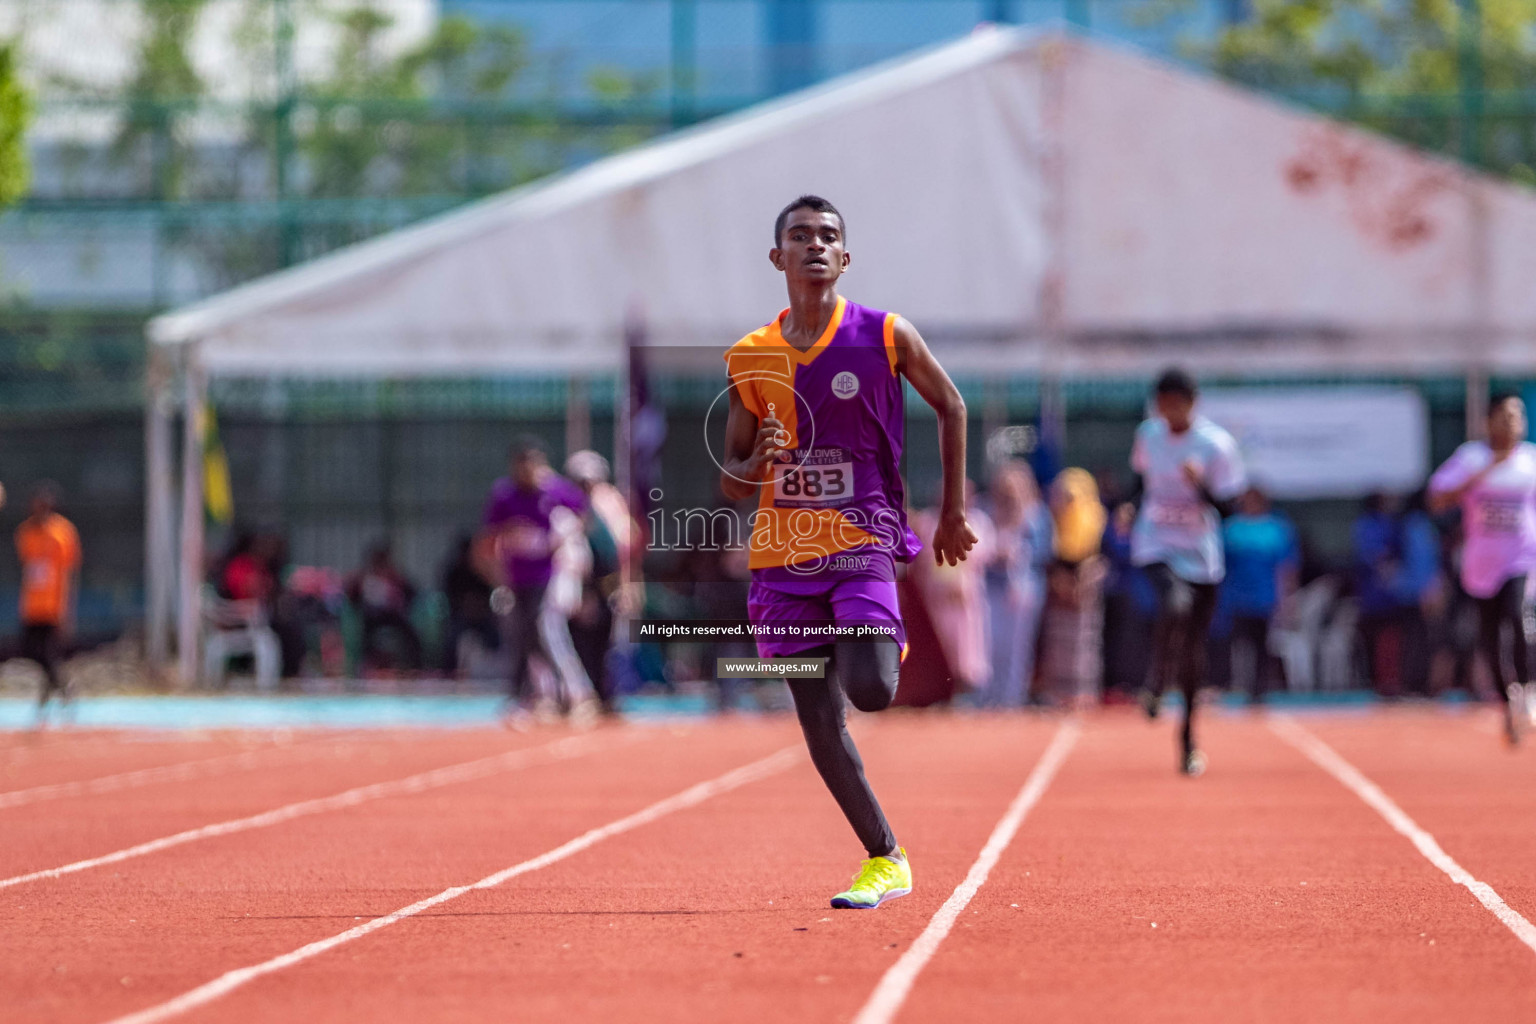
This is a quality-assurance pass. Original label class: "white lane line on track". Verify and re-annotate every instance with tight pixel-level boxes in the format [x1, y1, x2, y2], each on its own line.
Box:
[1270, 713, 1536, 956]
[101, 744, 801, 1024]
[0, 731, 635, 891]
[852, 719, 1081, 1024]
[0, 743, 325, 810]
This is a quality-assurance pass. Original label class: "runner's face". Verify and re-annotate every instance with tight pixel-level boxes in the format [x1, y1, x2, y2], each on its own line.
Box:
[1156, 392, 1194, 433]
[1490, 398, 1528, 448]
[771, 210, 848, 285]
[512, 453, 546, 489]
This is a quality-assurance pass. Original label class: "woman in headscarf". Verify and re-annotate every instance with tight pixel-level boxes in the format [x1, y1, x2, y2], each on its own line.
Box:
[1038, 468, 1109, 707]
[977, 460, 1052, 708]
[910, 482, 994, 698]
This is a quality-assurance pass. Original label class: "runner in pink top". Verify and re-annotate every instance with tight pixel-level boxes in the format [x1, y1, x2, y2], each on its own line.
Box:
[1429, 393, 1536, 745]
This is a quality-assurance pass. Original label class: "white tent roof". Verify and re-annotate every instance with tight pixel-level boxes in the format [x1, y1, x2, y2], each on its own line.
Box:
[149, 26, 1536, 377]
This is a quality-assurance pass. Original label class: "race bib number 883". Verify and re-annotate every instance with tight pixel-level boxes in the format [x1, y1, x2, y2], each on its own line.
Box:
[775, 448, 855, 508]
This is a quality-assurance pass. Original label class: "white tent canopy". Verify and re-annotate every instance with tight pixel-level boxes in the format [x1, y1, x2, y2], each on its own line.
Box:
[150, 26, 1536, 379]
[148, 26, 1536, 680]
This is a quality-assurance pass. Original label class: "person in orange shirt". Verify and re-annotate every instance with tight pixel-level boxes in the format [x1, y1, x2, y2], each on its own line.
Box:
[15, 484, 81, 708]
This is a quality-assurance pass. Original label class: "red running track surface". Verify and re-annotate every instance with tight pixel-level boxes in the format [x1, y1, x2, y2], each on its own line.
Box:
[2, 706, 1535, 1023]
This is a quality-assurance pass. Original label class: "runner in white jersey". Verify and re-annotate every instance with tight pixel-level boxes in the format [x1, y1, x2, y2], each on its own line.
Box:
[1130, 368, 1246, 776]
[1429, 393, 1536, 745]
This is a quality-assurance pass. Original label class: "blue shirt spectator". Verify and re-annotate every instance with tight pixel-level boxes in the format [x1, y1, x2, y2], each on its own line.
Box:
[1222, 489, 1299, 618]
[1103, 502, 1157, 616]
[1392, 495, 1442, 608]
[1353, 493, 1405, 615]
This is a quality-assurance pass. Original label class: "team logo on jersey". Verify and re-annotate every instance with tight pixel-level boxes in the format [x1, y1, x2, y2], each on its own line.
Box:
[831, 371, 860, 399]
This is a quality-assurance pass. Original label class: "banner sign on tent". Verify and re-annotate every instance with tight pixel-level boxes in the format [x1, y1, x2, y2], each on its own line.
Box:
[1197, 387, 1428, 500]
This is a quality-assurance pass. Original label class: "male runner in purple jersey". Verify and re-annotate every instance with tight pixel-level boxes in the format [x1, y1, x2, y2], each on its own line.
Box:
[720, 195, 977, 909]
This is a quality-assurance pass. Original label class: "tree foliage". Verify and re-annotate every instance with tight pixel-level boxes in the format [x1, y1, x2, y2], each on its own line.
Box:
[297, 10, 535, 199]
[1191, 0, 1536, 178]
[116, 0, 208, 198]
[0, 43, 32, 208]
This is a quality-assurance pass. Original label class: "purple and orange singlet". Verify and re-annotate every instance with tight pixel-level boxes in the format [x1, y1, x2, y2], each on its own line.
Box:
[725, 296, 923, 576]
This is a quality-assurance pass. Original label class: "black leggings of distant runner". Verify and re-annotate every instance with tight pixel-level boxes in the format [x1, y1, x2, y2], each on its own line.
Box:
[506, 583, 550, 704]
[1476, 574, 1529, 703]
[1144, 563, 1219, 754]
[21, 622, 65, 706]
[785, 640, 903, 859]
[1230, 614, 1280, 702]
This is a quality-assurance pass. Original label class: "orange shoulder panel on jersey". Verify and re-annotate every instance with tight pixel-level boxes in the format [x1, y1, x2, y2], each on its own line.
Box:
[725, 329, 800, 449]
[882, 313, 900, 377]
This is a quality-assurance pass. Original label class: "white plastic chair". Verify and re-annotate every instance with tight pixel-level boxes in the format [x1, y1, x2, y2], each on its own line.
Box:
[1318, 597, 1361, 692]
[1269, 576, 1337, 694]
[202, 588, 281, 691]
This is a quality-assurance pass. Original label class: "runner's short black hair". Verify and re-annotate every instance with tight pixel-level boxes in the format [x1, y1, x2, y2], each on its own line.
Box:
[1490, 391, 1523, 415]
[509, 435, 548, 462]
[1153, 367, 1198, 400]
[774, 195, 845, 248]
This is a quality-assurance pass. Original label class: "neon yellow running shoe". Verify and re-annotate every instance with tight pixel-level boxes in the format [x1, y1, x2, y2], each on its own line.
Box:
[830, 849, 912, 910]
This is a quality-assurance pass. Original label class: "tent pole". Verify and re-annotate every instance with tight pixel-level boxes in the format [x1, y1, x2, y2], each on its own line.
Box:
[616, 342, 633, 598]
[1466, 366, 1489, 441]
[616, 355, 632, 508]
[566, 376, 591, 456]
[1038, 34, 1070, 456]
[144, 343, 176, 676]
[177, 352, 207, 688]
[1465, 170, 1492, 441]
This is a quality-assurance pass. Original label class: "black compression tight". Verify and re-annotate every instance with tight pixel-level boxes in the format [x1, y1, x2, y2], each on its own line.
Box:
[786, 641, 903, 858]
[1144, 564, 1219, 754]
[1477, 575, 1529, 704]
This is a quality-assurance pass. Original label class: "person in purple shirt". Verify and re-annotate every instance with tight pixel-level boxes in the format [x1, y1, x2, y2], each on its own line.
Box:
[482, 437, 594, 718]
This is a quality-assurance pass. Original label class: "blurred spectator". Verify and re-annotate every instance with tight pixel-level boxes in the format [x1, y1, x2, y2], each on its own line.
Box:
[1038, 469, 1107, 706]
[911, 484, 993, 696]
[1430, 515, 1478, 695]
[976, 459, 1052, 708]
[691, 535, 776, 711]
[346, 539, 422, 673]
[1220, 487, 1298, 704]
[219, 529, 273, 602]
[440, 531, 498, 677]
[1392, 489, 1444, 696]
[565, 450, 635, 713]
[14, 483, 80, 709]
[1102, 497, 1156, 697]
[1353, 493, 1408, 695]
[282, 564, 347, 678]
[218, 529, 306, 677]
[482, 437, 596, 717]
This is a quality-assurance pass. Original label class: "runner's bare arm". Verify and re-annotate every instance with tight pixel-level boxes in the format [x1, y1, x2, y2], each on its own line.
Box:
[1428, 452, 1508, 513]
[720, 383, 786, 502]
[895, 317, 978, 565]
